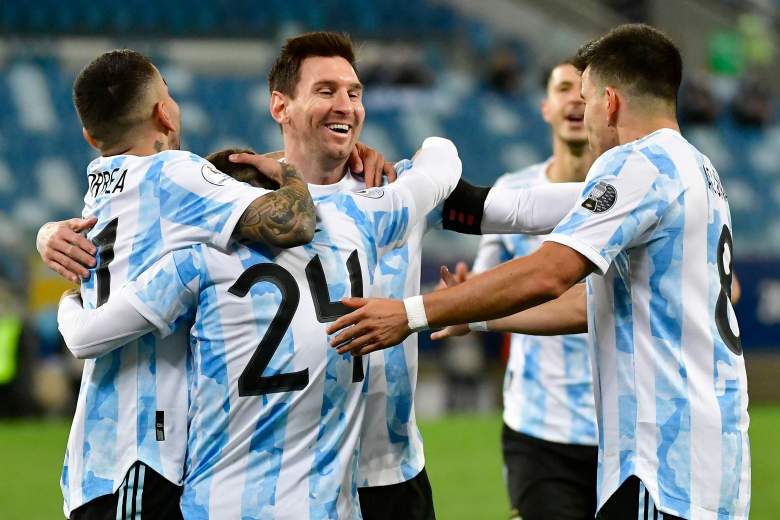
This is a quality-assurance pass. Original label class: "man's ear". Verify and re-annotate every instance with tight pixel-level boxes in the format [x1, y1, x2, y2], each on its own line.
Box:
[82, 127, 100, 151]
[270, 91, 289, 125]
[605, 86, 620, 127]
[154, 101, 177, 133]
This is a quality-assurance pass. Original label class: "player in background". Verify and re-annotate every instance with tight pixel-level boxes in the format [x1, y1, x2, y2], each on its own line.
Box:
[461, 59, 599, 520]
[48, 49, 317, 520]
[329, 24, 749, 520]
[57, 136, 462, 519]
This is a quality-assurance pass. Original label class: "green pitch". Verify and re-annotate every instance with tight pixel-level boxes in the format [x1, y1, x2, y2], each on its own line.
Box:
[1, 407, 777, 519]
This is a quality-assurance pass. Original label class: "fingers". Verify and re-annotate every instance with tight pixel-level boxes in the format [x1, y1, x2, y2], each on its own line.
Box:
[348, 146, 364, 174]
[331, 321, 368, 351]
[440, 266, 458, 288]
[50, 249, 92, 281]
[68, 216, 97, 233]
[430, 324, 470, 340]
[455, 261, 469, 283]
[326, 300, 366, 336]
[47, 257, 82, 283]
[382, 162, 397, 184]
[430, 329, 448, 341]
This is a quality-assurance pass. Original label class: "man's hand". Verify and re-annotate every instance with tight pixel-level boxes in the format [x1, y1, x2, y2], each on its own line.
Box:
[327, 297, 411, 355]
[431, 264, 471, 340]
[37, 217, 98, 283]
[230, 153, 290, 187]
[349, 142, 396, 188]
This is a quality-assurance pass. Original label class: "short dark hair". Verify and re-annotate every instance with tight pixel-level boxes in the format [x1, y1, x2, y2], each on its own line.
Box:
[73, 49, 157, 149]
[268, 31, 356, 97]
[572, 24, 682, 103]
[206, 148, 280, 190]
[541, 57, 577, 91]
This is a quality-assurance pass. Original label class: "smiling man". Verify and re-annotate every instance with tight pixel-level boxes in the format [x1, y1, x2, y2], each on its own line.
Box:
[329, 24, 749, 520]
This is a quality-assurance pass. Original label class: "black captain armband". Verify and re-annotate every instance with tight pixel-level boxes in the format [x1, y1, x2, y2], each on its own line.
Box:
[441, 179, 491, 234]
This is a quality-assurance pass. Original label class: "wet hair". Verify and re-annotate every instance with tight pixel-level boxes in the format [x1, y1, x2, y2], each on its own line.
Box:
[572, 24, 682, 104]
[73, 49, 157, 149]
[268, 31, 356, 97]
[205, 148, 280, 190]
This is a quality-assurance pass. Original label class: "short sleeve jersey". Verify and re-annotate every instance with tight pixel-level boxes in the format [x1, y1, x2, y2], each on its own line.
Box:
[546, 129, 750, 519]
[62, 151, 268, 515]
[121, 171, 437, 519]
[472, 160, 597, 446]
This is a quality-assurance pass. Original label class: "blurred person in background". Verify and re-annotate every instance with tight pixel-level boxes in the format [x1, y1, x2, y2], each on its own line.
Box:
[462, 58, 600, 520]
[0, 278, 40, 418]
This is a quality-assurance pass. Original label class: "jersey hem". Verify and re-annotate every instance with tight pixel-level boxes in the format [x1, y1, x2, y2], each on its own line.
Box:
[502, 418, 598, 447]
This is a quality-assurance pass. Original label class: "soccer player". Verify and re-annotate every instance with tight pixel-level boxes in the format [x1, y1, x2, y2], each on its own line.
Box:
[47, 32, 587, 519]
[49, 49, 317, 520]
[58, 136, 462, 518]
[329, 24, 750, 520]
[464, 59, 599, 520]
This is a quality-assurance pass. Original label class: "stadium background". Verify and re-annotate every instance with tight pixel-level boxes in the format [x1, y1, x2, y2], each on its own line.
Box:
[0, 0, 778, 518]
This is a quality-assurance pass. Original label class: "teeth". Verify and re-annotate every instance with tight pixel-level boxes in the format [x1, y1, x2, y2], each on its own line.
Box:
[327, 124, 350, 133]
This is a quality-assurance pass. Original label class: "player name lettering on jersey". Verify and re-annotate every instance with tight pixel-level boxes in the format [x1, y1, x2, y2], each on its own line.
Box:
[88, 167, 127, 197]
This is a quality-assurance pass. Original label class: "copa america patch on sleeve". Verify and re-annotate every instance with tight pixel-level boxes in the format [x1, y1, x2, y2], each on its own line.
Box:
[202, 163, 230, 186]
[581, 181, 617, 213]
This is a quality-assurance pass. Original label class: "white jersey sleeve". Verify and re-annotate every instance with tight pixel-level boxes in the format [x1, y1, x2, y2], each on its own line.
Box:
[119, 249, 199, 336]
[481, 181, 583, 235]
[157, 152, 271, 250]
[58, 294, 155, 359]
[545, 149, 683, 275]
[472, 234, 511, 273]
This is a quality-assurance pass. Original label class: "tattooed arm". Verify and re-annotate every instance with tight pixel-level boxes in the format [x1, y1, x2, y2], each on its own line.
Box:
[230, 153, 315, 248]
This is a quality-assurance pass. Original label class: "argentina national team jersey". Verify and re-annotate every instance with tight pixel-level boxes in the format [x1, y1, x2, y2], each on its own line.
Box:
[358, 159, 430, 486]
[120, 138, 461, 518]
[62, 150, 268, 515]
[472, 160, 597, 447]
[546, 129, 750, 519]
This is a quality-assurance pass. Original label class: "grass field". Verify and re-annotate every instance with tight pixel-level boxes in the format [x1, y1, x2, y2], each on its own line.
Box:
[1, 407, 777, 519]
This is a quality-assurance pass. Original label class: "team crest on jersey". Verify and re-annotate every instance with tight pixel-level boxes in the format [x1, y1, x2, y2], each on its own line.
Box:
[581, 182, 617, 213]
[202, 163, 230, 186]
[354, 187, 385, 199]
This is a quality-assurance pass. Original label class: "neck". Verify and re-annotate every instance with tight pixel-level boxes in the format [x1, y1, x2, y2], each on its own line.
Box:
[617, 108, 680, 146]
[546, 136, 594, 183]
[103, 131, 169, 157]
[284, 140, 349, 185]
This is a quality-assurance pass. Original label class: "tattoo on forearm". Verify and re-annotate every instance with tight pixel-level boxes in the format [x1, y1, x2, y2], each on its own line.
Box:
[237, 163, 315, 247]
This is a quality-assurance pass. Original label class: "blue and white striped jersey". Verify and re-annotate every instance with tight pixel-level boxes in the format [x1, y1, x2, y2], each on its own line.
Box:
[472, 159, 597, 447]
[546, 129, 750, 519]
[358, 159, 433, 486]
[122, 139, 461, 518]
[62, 150, 268, 515]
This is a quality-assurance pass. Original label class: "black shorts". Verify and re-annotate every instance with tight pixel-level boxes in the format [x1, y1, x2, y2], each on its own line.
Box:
[70, 462, 183, 520]
[502, 424, 598, 520]
[358, 466, 435, 520]
[597, 476, 685, 520]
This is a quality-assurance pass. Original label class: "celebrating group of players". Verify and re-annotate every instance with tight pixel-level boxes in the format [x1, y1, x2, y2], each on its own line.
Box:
[37, 21, 748, 520]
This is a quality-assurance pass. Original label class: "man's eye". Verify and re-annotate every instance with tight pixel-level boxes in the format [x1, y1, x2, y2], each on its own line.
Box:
[319, 89, 333, 95]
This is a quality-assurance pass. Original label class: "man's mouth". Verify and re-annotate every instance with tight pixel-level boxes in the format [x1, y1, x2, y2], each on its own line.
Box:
[565, 114, 584, 123]
[326, 123, 351, 135]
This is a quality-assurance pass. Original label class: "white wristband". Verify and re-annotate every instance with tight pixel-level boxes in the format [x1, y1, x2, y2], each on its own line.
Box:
[403, 295, 429, 332]
[468, 321, 489, 332]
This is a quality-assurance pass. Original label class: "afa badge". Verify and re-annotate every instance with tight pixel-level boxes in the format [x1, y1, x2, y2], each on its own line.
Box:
[581, 182, 617, 213]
